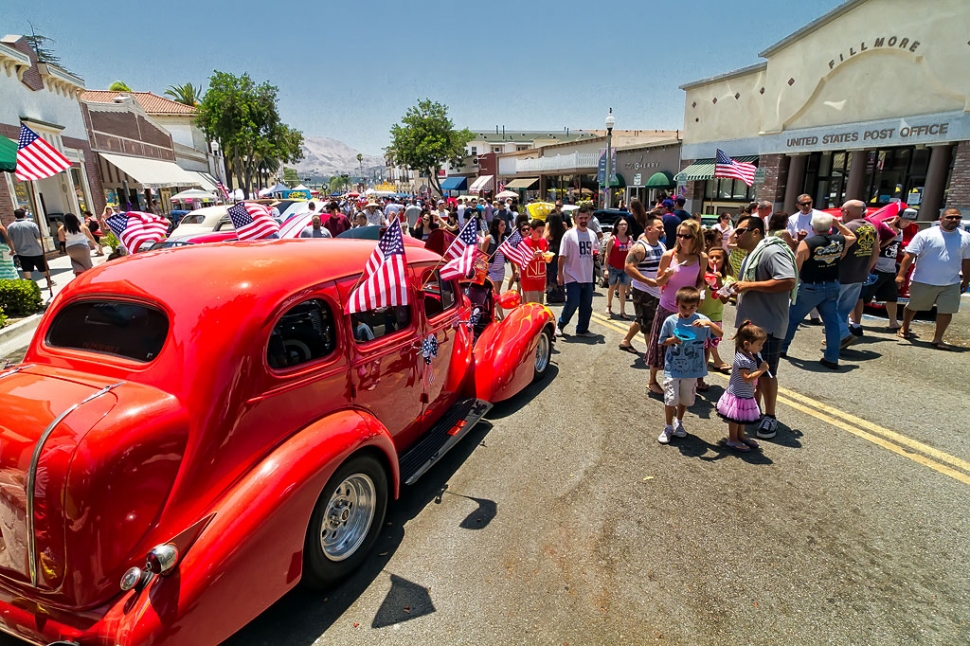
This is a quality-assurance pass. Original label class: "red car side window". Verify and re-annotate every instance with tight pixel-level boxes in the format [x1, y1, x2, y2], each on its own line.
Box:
[422, 270, 457, 319]
[350, 306, 411, 344]
[267, 299, 337, 370]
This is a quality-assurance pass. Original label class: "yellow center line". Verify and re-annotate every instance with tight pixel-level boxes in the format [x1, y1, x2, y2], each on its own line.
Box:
[587, 315, 970, 485]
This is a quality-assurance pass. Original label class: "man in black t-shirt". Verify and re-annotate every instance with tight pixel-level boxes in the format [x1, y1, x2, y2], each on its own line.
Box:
[781, 212, 857, 369]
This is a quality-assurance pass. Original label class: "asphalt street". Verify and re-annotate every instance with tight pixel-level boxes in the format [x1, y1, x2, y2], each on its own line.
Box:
[0, 288, 968, 646]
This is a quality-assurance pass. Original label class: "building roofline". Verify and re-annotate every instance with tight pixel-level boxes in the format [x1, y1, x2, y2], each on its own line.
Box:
[614, 138, 682, 152]
[758, 0, 867, 58]
[680, 62, 768, 91]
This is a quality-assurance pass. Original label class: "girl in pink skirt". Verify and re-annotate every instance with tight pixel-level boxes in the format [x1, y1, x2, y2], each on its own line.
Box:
[716, 321, 770, 452]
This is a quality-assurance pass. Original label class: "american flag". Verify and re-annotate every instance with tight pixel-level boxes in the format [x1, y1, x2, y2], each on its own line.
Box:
[227, 202, 280, 240]
[16, 125, 72, 182]
[278, 209, 317, 239]
[714, 149, 757, 187]
[105, 211, 170, 253]
[216, 180, 231, 201]
[422, 333, 438, 386]
[346, 218, 409, 314]
[439, 219, 479, 280]
[497, 229, 533, 269]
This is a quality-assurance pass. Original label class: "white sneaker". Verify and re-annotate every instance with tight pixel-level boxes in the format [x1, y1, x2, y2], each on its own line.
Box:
[673, 421, 688, 438]
[658, 426, 674, 444]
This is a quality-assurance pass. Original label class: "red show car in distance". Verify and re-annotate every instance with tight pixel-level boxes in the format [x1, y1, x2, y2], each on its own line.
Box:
[0, 239, 555, 646]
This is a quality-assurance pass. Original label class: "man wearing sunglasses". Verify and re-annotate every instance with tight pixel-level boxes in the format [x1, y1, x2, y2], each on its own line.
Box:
[733, 215, 797, 439]
[895, 208, 970, 351]
[787, 194, 823, 246]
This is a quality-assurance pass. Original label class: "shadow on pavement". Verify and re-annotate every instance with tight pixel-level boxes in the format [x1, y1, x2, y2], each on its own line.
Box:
[486, 364, 560, 420]
[222, 421, 496, 646]
[786, 356, 860, 372]
[673, 433, 774, 465]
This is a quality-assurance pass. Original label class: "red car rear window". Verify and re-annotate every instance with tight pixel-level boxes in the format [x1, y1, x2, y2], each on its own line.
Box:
[47, 301, 169, 362]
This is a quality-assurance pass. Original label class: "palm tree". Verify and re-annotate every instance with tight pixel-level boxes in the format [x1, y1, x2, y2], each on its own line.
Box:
[109, 81, 132, 92]
[356, 153, 363, 177]
[164, 83, 203, 107]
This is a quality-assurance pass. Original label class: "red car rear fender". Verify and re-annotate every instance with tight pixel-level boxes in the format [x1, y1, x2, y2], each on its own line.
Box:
[99, 409, 399, 646]
[468, 303, 555, 403]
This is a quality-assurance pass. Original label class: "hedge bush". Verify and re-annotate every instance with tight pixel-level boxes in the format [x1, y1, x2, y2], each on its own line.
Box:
[0, 279, 43, 316]
[0, 306, 6, 328]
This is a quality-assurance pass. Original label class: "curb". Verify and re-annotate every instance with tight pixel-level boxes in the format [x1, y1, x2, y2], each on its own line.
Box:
[0, 313, 42, 345]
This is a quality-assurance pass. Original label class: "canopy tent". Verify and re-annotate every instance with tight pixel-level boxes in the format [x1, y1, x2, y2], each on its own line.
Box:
[292, 184, 310, 191]
[495, 190, 518, 199]
[262, 182, 290, 196]
[468, 175, 493, 193]
[505, 177, 538, 190]
[0, 136, 17, 172]
[645, 171, 675, 189]
[439, 177, 468, 191]
[170, 188, 217, 201]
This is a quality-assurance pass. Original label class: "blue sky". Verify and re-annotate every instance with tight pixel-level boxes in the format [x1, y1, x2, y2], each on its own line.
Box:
[2, 0, 844, 155]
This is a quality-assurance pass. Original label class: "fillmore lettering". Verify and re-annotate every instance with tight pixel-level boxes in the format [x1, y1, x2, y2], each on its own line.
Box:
[829, 36, 920, 70]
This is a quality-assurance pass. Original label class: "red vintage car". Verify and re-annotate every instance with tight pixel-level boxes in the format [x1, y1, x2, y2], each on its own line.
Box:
[0, 239, 555, 646]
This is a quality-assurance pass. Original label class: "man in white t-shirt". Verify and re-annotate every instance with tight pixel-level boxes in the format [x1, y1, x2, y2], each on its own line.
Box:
[787, 194, 824, 245]
[557, 204, 599, 337]
[896, 207, 970, 350]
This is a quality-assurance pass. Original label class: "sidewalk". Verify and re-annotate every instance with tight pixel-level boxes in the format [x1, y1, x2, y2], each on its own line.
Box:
[0, 245, 110, 354]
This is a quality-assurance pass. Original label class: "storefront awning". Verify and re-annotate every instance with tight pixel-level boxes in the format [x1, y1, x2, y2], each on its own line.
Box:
[505, 177, 538, 189]
[0, 136, 17, 172]
[440, 176, 468, 191]
[674, 156, 758, 182]
[191, 171, 219, 193]
[100, 152, 203, 189]
[645, 171, 675, 188]
[468, 175, 492, 192]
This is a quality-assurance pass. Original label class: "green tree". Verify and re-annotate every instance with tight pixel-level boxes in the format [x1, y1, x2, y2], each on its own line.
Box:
[328, 175, 352, 194]
[109, 81, 132, 92]
[356, 153, 364, 176]
[282, 167, 300, 185]
[387, 99, 473, 196]
[164, 82, 203, 106]
[195, 70, 304, 196]
[23, 25, 66, 70]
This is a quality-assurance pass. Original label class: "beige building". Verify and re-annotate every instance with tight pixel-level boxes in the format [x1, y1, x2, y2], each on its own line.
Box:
[676, 0, 970, 220]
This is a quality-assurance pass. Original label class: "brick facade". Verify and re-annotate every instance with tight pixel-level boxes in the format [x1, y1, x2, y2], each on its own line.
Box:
[679, 158, 705, 205]
[757, 154, 789, 207]
[946, 140, 970, 210]
[64, 136, 106, 216]
[0, 173, 12, 226]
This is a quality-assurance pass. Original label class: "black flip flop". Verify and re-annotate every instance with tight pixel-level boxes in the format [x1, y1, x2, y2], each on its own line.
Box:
[618, 344, 638, 354]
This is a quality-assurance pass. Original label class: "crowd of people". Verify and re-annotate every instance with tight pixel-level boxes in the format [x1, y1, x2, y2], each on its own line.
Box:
[552, 195, 969, 451]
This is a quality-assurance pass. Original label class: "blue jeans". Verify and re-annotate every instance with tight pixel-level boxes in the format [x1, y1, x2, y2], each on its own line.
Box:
[837, 282, 864, 340]
[782, 281, 842, 364]
[559, 281, 594, 333]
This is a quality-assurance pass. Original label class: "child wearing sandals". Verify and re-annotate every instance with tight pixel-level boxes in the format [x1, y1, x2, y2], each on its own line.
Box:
[716, 320, 770, 452]
[696, 246, 733, 390]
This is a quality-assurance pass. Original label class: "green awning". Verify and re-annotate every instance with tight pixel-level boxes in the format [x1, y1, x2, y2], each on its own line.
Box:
[0, 136, 17, 173]
[674, 156, 759, 182]
[645, 171, 675, 188]
[608, 172, 625, 188]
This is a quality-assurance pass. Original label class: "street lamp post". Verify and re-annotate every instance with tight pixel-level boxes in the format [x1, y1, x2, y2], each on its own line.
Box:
[604, 108, 615, 210]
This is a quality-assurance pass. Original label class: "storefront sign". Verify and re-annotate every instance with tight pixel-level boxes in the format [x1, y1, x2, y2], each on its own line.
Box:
[829, 36, 921, 71]
[785, 121, 950, 150]
[622, 154, 660, 171]
[633, 173, 642, 186]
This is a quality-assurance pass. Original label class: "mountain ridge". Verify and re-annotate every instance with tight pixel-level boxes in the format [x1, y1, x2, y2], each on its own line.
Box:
[294, 136, 383, 180]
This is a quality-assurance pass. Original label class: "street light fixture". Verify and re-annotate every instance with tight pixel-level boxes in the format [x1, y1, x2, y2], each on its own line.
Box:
[605, 108, 615, 210]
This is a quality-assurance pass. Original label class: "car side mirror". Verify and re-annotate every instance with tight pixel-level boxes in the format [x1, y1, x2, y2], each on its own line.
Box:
[496, 290, 521, 310]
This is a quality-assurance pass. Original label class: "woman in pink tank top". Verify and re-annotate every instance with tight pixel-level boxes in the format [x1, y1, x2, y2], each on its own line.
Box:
[644, 220, 709, 394]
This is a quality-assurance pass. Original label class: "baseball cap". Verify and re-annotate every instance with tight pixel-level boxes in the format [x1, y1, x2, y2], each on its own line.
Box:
[662, 199, 674, 208]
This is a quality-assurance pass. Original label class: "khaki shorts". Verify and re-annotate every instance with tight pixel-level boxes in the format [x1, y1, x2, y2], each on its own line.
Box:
[663, 377, 697, 407]
[906, 281, 962, 315]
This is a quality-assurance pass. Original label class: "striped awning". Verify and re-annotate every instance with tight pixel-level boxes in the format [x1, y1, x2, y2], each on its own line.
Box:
[469, 175, 492, 192]
[674, 156, 759, 182]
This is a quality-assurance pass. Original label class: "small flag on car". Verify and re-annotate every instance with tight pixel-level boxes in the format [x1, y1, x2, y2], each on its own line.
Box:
[105, 211, 170, 253]
[227, 202, 280, 240]
[346, 218, 409, 314]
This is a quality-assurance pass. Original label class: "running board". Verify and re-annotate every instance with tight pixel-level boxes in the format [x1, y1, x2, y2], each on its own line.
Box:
[399, 398, 492, 485]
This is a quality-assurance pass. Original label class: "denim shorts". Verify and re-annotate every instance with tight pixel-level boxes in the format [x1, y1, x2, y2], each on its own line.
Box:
[607, 266, 631, 287]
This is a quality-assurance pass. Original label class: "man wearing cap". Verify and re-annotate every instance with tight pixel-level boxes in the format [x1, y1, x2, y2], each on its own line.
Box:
[660, 200, 681, 248]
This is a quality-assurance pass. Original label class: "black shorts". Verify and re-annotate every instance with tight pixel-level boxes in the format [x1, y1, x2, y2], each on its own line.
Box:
[761, 334, 782, 376]
[18, 254, 47, 273]
[863, 270, 898, 303]
[631, 288, 659, 330]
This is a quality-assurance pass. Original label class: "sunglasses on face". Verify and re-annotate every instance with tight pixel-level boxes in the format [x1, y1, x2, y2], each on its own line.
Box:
[676, 234, 693, 239]
[943, 216, 962, 221]
[735, 226, 756, 234]
[798, 202, 812, 207]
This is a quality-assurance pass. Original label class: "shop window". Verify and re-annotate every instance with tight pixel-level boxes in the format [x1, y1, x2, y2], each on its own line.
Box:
[267, 299, 337, 370]
[422, 270, 457, 319]
[71, 167, 89, 213]
[351, 305, 411, 344]
[862, 146, 929, 207]
[804, 151, 850, 209]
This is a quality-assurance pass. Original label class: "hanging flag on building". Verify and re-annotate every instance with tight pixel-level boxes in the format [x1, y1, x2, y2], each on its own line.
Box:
[216, 180, 231, 201]
[346, 218, 409, 314]
[16, 124, 72, 182]
[440, 219, 480, 280]
[497, 229, 533, 270]
[227, 202, 280, 240]
[714, 149, 757, 187]
[105, 211, 170, 253]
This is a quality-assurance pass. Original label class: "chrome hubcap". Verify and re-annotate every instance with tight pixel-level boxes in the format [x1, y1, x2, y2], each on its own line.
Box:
[535, 332, 551, 373]
[320, 473, 376, 561]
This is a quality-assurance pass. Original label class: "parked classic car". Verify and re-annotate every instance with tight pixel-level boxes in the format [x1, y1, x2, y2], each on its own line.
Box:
[0, 239, 555, 646]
